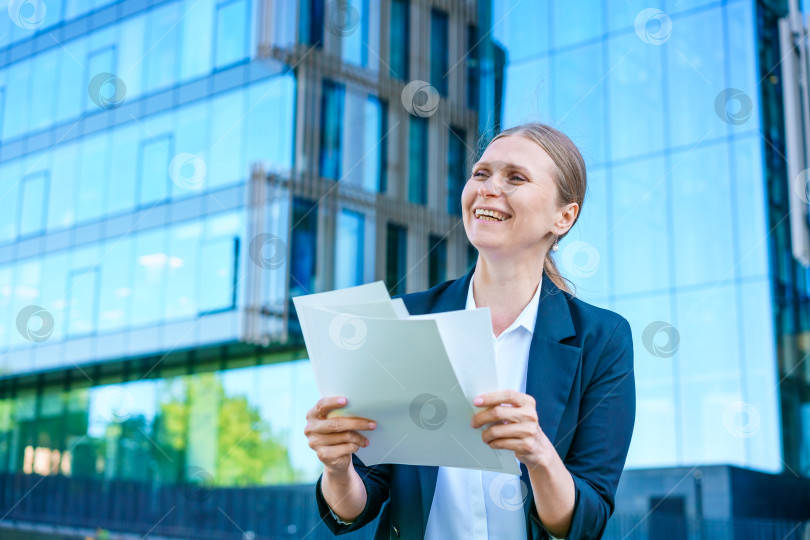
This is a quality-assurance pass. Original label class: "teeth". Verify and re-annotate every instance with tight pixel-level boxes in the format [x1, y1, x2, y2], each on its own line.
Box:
[474, 208, 509, 221]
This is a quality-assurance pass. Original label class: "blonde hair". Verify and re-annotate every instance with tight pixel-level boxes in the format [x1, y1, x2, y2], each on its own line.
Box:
[478, 123, 587, 295]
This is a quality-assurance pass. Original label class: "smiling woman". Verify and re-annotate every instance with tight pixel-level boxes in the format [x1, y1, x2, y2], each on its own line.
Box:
[306, 123, 635, 540]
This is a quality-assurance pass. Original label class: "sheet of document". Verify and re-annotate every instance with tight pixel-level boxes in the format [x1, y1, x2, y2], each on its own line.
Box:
[293, 287, 520, 475]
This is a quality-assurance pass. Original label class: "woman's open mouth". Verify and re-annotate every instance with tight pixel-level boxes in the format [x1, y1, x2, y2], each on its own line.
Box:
[473, 208, 512, 222]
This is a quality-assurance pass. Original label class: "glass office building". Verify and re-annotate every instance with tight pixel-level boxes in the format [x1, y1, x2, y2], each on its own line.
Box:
[0, 0, 808, 538]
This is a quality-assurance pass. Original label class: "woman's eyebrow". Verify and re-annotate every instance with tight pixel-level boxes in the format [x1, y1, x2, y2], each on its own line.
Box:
[474, 161, 533, 176]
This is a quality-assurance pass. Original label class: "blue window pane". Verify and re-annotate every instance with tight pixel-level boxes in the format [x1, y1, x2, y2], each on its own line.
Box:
[607, 32, 665, 160]
[726, 0, 759, 135]
[362, 96, 384, 192]
[0, 267, 11, 350]
[606, 0, 665, 34]
[0, 85, 5, 140]
[299, 0, 324, 46]
[29, 50, 59, 131]
[246, 75, 296, 175]
[199, 237, 237, 313]
[320, 80, 345, 180]
[386, 223, 407, 296]
[118, 15, 146, 100]
[501, 57, 552, 131]
[671, 142, 734, 288]
[389, 0, 410, 79]
[552, 0, 604, 49]
[341, 0, 369, 66]
[108, 126, 139, 215]
[98, 237, 133, 332]
[142, 3, 180, 93]
[666, 6, 725, 148]
[55, 39, 86, 125]
[181, 0, 215, 80]
[48, 145, 77, 231]
[335, 209, 365, 289]
[492, 1, 549, 63]
[0, 160, 21, 241]
[611, 157, 670, 295]
[290, 198, 318, 297]
[551, 42, 606, 165]
[447, 127, 466, 215]
[732, 135, 768, 279]
[428, 234, 446, 287]
[166, 223, 202, 319]
[430, 9, 448, 96]
[84, 45, 116, 113]
[138, 135, 173, 206]
[215, 0, 249, 68]
[77, 134, 110, 223]
[2, 61, 30, 140]
[408, 116, 428, 204]
[209, 90, 245, 189]
[40, 252, 69, 344]
[466, 24, 479, 109]
[67, 267, 99, 337]
[19, 172, 48, 237]
[621, 293, 678, 468]
[132, 229, 168, 326]
[10, 260, 42, 348]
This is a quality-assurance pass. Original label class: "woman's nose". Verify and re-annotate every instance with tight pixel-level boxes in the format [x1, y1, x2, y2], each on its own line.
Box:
[478, 174, 504, 198]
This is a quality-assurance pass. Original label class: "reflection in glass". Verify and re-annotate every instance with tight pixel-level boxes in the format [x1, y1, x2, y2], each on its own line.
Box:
[19, 172, 49, 237]
[430, 8, 449, 96]
[290, 198, 318, 298]
[408, 116, 428, 204]
[389, 0, 410, 80]
[336, 209, 365, 289]
[386, 223, 407, 296]
[320, 80, 345, 180]
[214, 0, 249, 69]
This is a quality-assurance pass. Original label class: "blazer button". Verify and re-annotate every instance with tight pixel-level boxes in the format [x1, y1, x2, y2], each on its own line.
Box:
[392, 524, 400, 537]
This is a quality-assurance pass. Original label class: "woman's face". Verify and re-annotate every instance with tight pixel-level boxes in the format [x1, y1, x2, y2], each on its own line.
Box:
[461, 135, 576, 258]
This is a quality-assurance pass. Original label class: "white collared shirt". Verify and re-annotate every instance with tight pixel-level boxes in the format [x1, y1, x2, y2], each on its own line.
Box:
[424, 272, 542, 540]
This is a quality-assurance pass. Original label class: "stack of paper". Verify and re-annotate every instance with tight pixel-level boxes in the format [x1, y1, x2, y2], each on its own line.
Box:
[293, 282, 520, 475]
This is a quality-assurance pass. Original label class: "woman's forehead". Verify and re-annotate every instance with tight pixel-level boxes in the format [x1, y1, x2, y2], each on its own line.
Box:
[477, 135, 554, 177]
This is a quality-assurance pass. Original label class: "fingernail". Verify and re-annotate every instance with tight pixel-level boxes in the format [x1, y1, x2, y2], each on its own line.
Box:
[473, 397, 483, 406]
[364, 439, 369, 447]
[337, 397, 346, 405]
[368, 422, 376, 429]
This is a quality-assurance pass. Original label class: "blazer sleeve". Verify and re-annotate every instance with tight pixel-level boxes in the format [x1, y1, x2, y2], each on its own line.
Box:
[532, 316, 636, 539]
[314, 454, 391, 535]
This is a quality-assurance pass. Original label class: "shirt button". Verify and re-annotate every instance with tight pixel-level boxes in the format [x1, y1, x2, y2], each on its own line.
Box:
[392, 524, 400, 537]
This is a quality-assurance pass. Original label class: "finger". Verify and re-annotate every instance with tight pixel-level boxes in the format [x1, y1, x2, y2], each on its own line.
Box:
[308, 431, 369, 450]
[473, 389, 531, 409]
[316, 442, 364, 464]
[471, 405, 525, 428]
[313, 416, 378, 434]
[480, 422, 534, 444]
[308, 396, 349, 420]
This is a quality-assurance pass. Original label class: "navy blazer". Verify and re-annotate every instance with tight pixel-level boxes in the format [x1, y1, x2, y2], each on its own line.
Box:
[315, 265, 636, 539]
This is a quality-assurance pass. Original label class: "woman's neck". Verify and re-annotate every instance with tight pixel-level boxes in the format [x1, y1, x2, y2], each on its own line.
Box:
[472, 255, 544, 336]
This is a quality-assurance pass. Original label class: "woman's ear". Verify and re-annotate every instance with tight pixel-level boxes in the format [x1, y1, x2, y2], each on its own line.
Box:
[555, 202, 579, 233]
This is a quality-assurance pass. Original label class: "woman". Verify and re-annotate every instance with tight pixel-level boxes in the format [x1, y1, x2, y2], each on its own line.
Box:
[304, 123, 636, 540]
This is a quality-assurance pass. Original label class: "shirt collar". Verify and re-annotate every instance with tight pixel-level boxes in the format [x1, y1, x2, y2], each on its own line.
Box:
[465, 271, 543, 335]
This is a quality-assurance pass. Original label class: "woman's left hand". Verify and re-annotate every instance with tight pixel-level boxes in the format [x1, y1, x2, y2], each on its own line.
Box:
[471, 389, 554, 471]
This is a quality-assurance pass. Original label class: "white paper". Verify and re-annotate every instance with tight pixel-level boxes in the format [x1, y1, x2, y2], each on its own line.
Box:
[293, 288, 520, 475]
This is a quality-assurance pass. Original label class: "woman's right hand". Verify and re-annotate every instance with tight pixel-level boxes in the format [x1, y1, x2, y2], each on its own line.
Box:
[305, 396, 377, 475]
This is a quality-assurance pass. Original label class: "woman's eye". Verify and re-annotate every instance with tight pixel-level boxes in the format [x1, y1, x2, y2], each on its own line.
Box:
[473, 171, 487, 178]
[510, 176, 526, 182]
